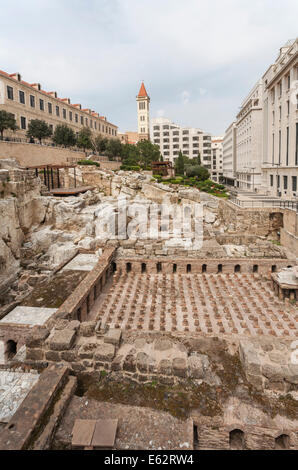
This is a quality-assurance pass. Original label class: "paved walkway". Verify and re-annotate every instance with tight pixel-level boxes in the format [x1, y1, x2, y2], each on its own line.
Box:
[93, 272, 298, 337]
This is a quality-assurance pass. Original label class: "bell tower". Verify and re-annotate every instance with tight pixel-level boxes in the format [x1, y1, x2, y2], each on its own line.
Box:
[136, 82, 150, 141]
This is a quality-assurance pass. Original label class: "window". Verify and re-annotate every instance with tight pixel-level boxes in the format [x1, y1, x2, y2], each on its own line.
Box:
[94, 122, 97, 130]
[283, 175, 288, 190]
[48, 102, 52, 114]
[20, 116, 26, 129]
[39, 99, 44, 111]
[69, 111, 72, 121]
[90, 120, 93, 128]
[56, 106, 60, 117]
[287, 100, 290, 115]
[81, 116, 84, 125]
[63, 109, 67, 119]
[277, 174, 280, 188]
[279, 80, 282, 97]
[287, 74, 290, 89]
[19, 90, 25, 104]
[30, 95, 35, 107]
[75, 114, 78, 123]
[292, 176, 297, 192]
[139, 102, 145, 110]
[270, 174, 274, 186]
[286, 127, 289, 166]
[7, 86, 13, 100]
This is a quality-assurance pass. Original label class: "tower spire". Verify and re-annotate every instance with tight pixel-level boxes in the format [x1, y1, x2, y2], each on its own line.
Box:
[136, 82, 150, 141]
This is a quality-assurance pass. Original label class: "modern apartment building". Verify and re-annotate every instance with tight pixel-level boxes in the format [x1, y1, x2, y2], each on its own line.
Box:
[262, 38, 298, 199]
[151, 117, 212, 167]
[235, 79, 263, 191]
[0, 70, 118, 140]
[222, 122, 237, 186]
[211, 136, 224, 182]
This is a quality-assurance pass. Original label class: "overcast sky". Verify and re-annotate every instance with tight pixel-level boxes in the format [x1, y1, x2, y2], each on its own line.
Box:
[0, 0, 297, 135]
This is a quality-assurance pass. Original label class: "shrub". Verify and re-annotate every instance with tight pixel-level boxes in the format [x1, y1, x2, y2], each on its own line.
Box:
[120, 165, 141, 171]
[77, 160, 100, 167]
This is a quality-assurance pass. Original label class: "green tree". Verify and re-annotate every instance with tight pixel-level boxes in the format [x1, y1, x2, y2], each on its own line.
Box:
[185, 165, 210, 180]
[136, 140, 161, 170]
[52, 124, 76, 147]
[121, 143, 139, 166]
[77, 127, 93, 152]
[175, 150, 185, 175]
[0, 110, 18, 139]
[94, 135, 108, 153]
[105, 138, 122, 160]
[26, 119, 52, 143]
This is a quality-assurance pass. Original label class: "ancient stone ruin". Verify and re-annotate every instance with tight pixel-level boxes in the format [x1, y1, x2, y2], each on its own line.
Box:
[0, 159, 297, 450]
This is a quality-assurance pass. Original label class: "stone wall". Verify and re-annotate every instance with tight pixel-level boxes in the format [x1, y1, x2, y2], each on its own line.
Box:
[0, 141, 86, 167]
[114, 257, 291, 275]
[281, 209, 298, 256]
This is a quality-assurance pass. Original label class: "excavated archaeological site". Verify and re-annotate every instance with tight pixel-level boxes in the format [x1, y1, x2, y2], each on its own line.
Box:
[0, 158, 297, 450]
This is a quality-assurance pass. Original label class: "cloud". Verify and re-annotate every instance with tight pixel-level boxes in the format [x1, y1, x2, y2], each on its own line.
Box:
[0, 0, 297, 135]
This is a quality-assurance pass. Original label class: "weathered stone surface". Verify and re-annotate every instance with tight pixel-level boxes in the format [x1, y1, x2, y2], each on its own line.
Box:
[61, 350, 77, 362]
[154, 338, 173, 351]
[136, 352, 150, 373]
[26, 348, 44, 361]
[172, 357, 187, 378]
[104, 328, 122, 346]
[94, 343, 115, 362]
[111, 355, 123, 371]
[188, 354, 209, 379]
[45, 350, 61, 362]
[123, 354, 136, 372]
[79, 322, 96, 337]
[25, 327, 50, 348]
[158, 359, 172, 376]
[48, 329, 76, 351]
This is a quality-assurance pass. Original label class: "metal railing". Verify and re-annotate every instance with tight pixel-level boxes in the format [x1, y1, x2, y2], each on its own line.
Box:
[229, 196, 298, 212]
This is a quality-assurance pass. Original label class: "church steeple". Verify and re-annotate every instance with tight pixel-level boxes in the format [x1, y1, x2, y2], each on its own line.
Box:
[136, 82, 150, 141]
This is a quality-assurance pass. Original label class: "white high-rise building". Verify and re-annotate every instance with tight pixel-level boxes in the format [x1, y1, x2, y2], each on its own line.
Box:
[211, 136, 224, 182]
[222, 122, 237, 186]
[136, 82, 150, 141]
[261, 38, 298, 199]
[235, 79, 263, 191]
[150, 117, 212, 168]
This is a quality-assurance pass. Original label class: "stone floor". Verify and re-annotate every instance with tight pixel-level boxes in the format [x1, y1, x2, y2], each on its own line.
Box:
[93, 272, 298, 338]
[53, 396, 193, 450]
[0, 370, 39, 422]
[0, 306, 57, 326]
[62, 252, 102, 272]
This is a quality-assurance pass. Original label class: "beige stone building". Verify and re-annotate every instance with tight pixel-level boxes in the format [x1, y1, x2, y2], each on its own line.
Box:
[0, 70, 118, 141]
[211, 136, 224, 183]
[235, 80, 263, 191]
[222, 122, 237, 186]
[261, 39, 298, 199]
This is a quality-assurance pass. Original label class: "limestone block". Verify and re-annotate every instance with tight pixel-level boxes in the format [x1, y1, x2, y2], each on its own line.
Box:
[61, 350, 77, 362]
[26, 348, 44, 361]
[188, 354, 209, 379]
[158, 359, 172, 376]
[123, 354, 136, 372]
[48, 329, 76, 351]
[94, 343, 115, 362]
[78, 340, 98, 359]
[111, 355, 123, 371]
[154, 338, 173, 351]
[78, 237, 96, 250]
[45, 350, 61, 362]
[172, 357, 187, 378]
[104, 328, 122, 346]
[79, 321, 96, 337]
[26, 326, 50, 348]
[136, 352, 150, 373]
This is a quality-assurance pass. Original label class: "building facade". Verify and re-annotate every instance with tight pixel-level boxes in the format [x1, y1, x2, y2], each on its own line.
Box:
[136, 82, 150, 141]
[235, 80, 263, 191]
[222, 122, 237, 186]
[211, 136, 224, 182]
[0, 70, 118, 141]
[262, 38, 298, 199]
[150, 117, 212, 167]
